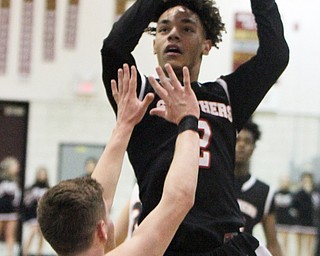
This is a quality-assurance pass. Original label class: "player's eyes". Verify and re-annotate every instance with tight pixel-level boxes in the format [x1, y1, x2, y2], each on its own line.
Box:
[158, 26, 169, 33]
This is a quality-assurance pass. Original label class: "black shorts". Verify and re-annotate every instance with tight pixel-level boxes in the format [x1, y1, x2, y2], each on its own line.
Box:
[164, 233, 265, 256]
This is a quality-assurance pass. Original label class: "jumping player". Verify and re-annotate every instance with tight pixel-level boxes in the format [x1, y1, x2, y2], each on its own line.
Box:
[234, 120, 283, 256]
[102, 0, 289, 254]
[37, 63, 201, 256]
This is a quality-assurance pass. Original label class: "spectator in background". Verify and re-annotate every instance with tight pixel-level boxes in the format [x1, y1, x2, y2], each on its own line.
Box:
[83, 157, 98, 177]
[274, 175, 296, 255]
[0, 156, 21, 256]
[291, 172, 320, 256]
[234, 120, 283, 256]
[22, 166, 50, 256]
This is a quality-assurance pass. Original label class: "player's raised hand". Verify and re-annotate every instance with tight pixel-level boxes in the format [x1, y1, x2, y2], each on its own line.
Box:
[111, 64, 154, 127]
[148, 64, 199, 125]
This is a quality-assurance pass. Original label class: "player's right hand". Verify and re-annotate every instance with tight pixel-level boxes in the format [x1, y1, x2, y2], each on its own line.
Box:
[148, 64, 200, 125]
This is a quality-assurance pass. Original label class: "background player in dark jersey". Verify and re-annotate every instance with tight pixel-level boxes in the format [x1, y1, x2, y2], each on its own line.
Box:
[102, 0, 289, 254]
[234, 120, 283, 256]
[37, 64, 201, 256]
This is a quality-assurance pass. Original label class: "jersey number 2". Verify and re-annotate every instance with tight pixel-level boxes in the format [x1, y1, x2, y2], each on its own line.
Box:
[198, 119, 211, 168]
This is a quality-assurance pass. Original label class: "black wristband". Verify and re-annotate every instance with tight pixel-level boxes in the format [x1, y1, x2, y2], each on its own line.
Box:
[178, 115, 198, 134]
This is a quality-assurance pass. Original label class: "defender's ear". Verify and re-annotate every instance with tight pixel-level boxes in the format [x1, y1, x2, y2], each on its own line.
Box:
[97, 220, 108, 241]
[202, 39, 212, 56]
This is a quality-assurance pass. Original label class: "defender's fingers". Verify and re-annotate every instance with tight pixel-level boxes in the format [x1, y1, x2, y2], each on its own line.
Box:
[164, 64, 182, 91]
[182, 66, 191, 91]
[117, 68, 124, 95]
[111, 79, 119, 104]
[141, 93, 154, 111]
[128, 65, 137, 95]
[148, 75, 169, 100]
[155, 66, 174, 92]
[122, 64, 130, 94]
[149, 108, 165, 119]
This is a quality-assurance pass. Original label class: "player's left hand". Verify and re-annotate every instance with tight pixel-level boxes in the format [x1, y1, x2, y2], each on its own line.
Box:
[111, 64, 154, 128]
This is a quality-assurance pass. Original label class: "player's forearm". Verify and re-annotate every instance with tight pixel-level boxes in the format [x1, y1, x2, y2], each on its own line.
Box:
[91, 124, 134, 210]
[103, 0, 163, 53]
[251, 0, 289, 67]
[267, 243, 283, 256]
[102, 0, 163, 113]
[162, 129, 200, 212]
[263, 214, 283, 256]
[114, 200, 130, 246]
[223, 0, 289, 130]
[124, 130, 200, 256]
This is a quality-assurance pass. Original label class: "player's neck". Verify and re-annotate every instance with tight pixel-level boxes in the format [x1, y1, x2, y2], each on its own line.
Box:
[189, 64, 200, 83]
[72, 245, 104, 256]
[171, 65, 200, 83]
[234, 162, 250, 177]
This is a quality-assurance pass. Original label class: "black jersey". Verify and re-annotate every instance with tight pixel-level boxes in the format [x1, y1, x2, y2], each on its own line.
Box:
[23, 182, 49, 221]
[274, 189, 296, 226]
[0, 178, 21, 214]
[101, 0, 289, 253]
[235, 175, 275, 234]
[291, 189, 317, 227]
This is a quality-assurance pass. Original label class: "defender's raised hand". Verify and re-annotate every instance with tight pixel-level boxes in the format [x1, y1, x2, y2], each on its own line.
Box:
[111, 64, 154, 127]
[148, 64, 200, 125]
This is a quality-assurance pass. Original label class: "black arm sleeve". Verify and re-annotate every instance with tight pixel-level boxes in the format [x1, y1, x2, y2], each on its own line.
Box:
[222, 0, 289, 131]
[101, 0, 165, 112]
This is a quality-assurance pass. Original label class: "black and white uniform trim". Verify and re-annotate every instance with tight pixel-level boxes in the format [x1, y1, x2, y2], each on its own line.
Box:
[236, 175, 275, 234]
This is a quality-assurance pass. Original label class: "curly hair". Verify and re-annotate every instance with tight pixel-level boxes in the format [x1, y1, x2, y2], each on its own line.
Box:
[149, 0, 225, 48]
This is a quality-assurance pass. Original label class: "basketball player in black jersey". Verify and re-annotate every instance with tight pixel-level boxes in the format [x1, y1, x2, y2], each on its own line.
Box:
[234, 120, 283, 256]
[102, 0, 289, 254]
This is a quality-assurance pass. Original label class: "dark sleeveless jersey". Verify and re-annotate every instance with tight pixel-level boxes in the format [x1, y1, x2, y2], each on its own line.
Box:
[291, 189, 316, 227]
[101, 0, 289, 253]
[0, 178, 21, 214]
[235, 175, 275, 234]
[274, 189, 296, 225]
[23, 182, 49, 221]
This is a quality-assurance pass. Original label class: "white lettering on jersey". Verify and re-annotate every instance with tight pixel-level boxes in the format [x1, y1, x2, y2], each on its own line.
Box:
[237, 199, 258, 219]
[199, 100, 232, 122]
[156, 99, 232, 122]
